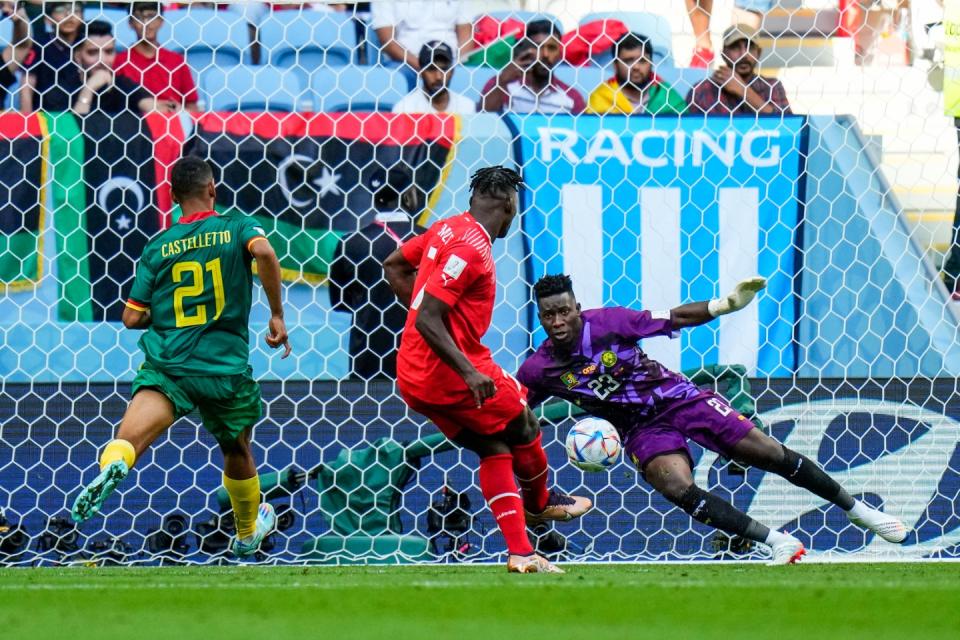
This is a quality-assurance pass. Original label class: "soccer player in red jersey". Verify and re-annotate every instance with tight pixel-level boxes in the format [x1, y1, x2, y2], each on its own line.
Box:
[384, 167, 591, 573]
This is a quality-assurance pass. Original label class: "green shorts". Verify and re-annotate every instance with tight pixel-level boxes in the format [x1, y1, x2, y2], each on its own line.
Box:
[131, 361, 263, 445]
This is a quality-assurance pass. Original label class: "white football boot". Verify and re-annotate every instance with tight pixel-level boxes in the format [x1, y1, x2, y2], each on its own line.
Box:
[847, 505, 909, 543]
[768, 535, 806, 566]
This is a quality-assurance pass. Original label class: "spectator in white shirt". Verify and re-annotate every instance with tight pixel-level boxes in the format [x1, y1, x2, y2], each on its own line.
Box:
[371, 0, 474, 70]
[392, 41, 476, 114]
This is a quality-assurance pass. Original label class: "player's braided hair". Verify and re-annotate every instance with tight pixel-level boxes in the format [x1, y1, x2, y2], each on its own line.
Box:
[533, 274, 574, 300]
[469, 166, 523, 200]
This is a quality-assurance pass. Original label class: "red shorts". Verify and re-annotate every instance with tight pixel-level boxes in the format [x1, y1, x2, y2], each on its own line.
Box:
[399, 366, 529, 439]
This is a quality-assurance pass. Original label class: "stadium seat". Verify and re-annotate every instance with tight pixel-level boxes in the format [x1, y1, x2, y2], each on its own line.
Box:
[360, 19, 410, 69]
[159, 8, 251, 69]
[0, 16, 11, 48]
[311, 66, 408, 112]
[259, 10, 356, 72]
[83, 6, 139, 50]
[446, 66, 498, 103]
[578, 11, 675, 67]
[552, 64, 608, 102]
[199, 65, 306, 112]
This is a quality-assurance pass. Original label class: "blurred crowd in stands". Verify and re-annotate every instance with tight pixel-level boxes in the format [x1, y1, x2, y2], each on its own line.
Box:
[0, 1, 796, 117]
[3, 1, 956, 371]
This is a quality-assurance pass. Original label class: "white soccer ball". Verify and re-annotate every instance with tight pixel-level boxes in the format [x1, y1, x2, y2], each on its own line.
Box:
[565, 418, 622, 472]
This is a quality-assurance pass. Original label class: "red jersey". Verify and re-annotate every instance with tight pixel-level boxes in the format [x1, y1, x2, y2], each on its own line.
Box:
[114, 47, 199, 106]
[397, 212, 497, 402]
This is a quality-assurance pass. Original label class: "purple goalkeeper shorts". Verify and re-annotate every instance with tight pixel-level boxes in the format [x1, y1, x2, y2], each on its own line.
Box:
[623, 391, 755, 473]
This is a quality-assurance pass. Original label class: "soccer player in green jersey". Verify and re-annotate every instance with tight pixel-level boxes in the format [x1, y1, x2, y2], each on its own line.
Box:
[71, 156, 292, 558]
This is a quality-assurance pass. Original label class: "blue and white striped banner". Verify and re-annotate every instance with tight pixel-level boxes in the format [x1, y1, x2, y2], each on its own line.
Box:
[510, 114, 805, 376]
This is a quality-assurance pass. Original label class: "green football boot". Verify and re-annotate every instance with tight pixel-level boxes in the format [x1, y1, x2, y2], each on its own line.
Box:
[71, 460, 129, 523]
[231, 503, 277, 558]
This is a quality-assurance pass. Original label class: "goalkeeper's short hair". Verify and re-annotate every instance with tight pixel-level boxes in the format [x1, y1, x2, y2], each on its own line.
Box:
[533, 274, 574, 301]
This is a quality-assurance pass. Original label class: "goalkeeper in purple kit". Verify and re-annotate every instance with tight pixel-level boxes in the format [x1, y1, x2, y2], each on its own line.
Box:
[517, 274, 908, 564]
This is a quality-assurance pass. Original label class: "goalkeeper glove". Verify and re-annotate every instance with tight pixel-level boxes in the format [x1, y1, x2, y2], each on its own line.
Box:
[707, 276, 767, 317]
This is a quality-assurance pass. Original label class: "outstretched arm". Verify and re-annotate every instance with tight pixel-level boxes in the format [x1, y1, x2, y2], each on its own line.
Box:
[383, 248, 417, 307]
[416, 292, 496, 408]
[250, 238, 291, 358]
[671, 276, 767, 330]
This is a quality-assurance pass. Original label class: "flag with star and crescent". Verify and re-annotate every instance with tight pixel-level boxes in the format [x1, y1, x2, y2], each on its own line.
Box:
[185, 112, 457, 283]
[47, 111, 162, 321]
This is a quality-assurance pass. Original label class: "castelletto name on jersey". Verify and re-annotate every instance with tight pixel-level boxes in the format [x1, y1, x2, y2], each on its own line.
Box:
[536, 126, 784, 168]
[161, 230, 232, 257]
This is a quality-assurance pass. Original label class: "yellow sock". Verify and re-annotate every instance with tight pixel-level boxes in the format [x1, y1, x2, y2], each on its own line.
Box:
[99, 439, 136, 471]
[223, 474, 261, 540]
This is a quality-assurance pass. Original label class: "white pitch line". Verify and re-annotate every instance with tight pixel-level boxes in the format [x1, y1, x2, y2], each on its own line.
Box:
[1, 579, 956, 592]
[0, 581, 589, 592]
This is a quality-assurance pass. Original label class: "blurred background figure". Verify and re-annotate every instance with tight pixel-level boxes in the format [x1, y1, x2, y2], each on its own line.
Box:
[479, 19, 584, 114]
[392, 40, 476, 114]
[587, 31, 687, 115]
[686, 0, 769, 67]
[328, 176, 426, 380]
[71, 20, 154, 116]
[371, 0, 474, 70]
[114, 2, 199, 112]
[687, 23, 791, 115]
[20, 0, 83, 112]
[0, 2, 30, 109]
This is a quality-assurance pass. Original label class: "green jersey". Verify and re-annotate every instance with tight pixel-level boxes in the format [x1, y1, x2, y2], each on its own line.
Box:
[126, 210, 268, 377]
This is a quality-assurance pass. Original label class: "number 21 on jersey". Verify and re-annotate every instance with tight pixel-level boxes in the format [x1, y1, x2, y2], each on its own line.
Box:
[173, 258, 225, 328]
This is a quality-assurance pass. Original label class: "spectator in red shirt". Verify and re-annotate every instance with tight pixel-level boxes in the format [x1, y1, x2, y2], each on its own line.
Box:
[687, 24, 791, 116]
[114, 2, 199, 112]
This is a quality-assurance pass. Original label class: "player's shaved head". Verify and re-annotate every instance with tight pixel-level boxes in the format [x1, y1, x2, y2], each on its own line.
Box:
[171, 156, 214, 203]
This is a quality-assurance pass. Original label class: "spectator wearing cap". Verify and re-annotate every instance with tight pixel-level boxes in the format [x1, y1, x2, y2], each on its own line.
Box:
[392, 41, 475, 114]
[20, 1, 83, 113]
[371, 0, 474, 70]
[587, 32, 687, 116]
[71, 21, 154, 115]
[114, 2, 199, 113]
[687, 24, 791, 116]
[479, 20, 585, 115]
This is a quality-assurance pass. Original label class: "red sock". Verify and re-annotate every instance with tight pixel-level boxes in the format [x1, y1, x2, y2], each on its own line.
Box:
[512, 433, 549, 514]
[479, 453, 534, 556]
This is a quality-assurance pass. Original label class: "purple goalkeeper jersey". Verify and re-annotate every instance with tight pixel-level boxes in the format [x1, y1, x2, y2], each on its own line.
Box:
[516, 307, 702, 431]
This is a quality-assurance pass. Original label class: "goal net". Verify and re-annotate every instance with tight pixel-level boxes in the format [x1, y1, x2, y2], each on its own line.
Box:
[0, 0, 958, 565]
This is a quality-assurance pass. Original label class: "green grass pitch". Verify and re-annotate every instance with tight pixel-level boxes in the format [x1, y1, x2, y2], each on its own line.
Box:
[2, 563, 958, 639]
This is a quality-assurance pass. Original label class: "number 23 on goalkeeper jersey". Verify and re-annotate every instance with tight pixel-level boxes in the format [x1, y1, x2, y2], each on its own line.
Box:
[125, 210, 268, 377]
